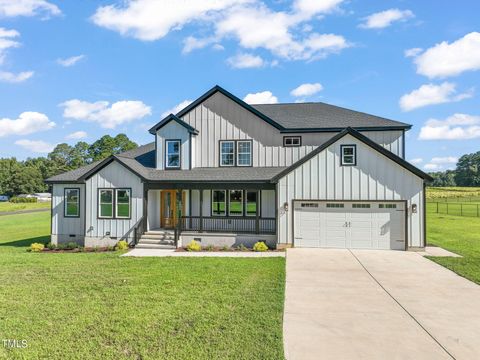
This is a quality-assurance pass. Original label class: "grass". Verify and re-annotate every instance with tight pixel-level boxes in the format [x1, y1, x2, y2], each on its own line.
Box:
[0, 201, 50, 213]
[427, 211, 480, 284]
[0, 212, 285, 359]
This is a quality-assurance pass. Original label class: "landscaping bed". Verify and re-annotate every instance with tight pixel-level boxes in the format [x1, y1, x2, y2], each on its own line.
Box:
[179, 240, 282, 252]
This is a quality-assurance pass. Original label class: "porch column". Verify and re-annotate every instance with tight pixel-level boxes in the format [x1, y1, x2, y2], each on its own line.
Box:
[199, 189, 203, 232]
[255, 190, 260, 234]
[143, 185, 148, 231]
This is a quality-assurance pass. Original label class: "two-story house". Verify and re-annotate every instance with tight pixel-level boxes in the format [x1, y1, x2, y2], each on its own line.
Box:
[46, 85, 431, 251]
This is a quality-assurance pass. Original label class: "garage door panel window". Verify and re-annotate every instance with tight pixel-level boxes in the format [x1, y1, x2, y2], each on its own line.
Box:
[341, 145, 356, 166]
[379, 204, 397, 209]
[326, 203, 344, 208]
[352, 203, 370, 208]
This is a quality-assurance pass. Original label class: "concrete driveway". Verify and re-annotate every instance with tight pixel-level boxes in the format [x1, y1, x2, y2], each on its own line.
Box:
[284, 248, 480, 360]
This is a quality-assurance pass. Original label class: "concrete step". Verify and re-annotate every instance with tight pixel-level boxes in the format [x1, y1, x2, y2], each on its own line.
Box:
[144, 230, 175, 236]
[138, 239, 175, 245]
[135, 243, 176, 250]
[141, 234, 175, 241]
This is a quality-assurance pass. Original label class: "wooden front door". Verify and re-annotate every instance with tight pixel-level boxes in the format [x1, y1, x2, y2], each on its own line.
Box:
[160, 190, 186, 229]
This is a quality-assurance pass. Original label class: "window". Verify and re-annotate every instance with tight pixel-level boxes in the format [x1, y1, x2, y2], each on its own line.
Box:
[283, 136, 301, 147]
[246, 191, 258, 216]
[99, 189, 113, 218]
[165, 139, 181, 169]
[352, 203, 370, 208]
[220, 141, 234, 166]
[379, 204, 397, 209]
[64, 188, 80, 217]
[116, 189, 131, 218]
[301, 202, 319, 208]
[326, 203, 344, 208]
[237, 141, 252, 166]
[211, 190, 226, 216]
[229, 190, 243, 216]
[341, 145, 356, 166]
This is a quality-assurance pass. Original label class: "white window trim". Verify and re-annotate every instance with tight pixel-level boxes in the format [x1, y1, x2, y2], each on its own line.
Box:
[115, 189, 131, 219]
[341, 145, 356, 166]
[228, 190, 243, 216]
[283, 136, 301, 147]
[98, 189, 114, 219]
[165, 139, 181, 169]
[236, 140, 252, 167]
[220, 140, 235, 167]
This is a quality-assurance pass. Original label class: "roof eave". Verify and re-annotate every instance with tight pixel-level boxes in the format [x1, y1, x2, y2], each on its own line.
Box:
[279, 125, 412, 133]
[148, 114, 199, 135]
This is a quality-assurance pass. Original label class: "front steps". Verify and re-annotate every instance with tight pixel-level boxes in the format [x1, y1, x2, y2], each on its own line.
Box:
[135, 229, 176, 249]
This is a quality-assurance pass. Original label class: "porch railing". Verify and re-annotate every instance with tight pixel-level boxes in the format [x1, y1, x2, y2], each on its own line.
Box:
[133, 216, 145, 246]
[180, 216, 276, 234]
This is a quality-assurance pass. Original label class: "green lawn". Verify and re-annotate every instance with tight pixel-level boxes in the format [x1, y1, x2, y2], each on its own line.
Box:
[0, 212, 285, 360]
[427, 211, 480, 284]
[0, 201, 50, 213]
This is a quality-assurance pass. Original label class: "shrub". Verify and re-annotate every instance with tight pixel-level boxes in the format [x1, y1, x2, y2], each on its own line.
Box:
[221, 245, 230, 251]
[10, 197, 37, 203]
[253, 241, 269, 252]
[238, 244, 249, 251]
[46, 242, 57, 250]
[30, 243, 45, 252]
[205, 244, 215, 251]
[65, 242, 78, 250]
[116, 240, 128, 250]
[186, 240, 201, 251]
[106, 245, 114, 251]
[57, 243, 66, 250]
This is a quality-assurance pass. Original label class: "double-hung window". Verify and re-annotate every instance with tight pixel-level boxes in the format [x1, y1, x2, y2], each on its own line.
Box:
[237, 141, 252, 166]
[229, 190, 243, 216]
[115, 189, 131, 219]
[212, 190, 226, 216]
[341, 145, 356, 166]
[64, 188, 80, 217]
[99, 189, 114, 218]
[165, 140, 181, 169]
[220, 141, 235, 166]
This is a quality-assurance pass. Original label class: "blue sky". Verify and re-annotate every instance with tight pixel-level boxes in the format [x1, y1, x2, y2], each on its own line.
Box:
[0, 0, 479, 172]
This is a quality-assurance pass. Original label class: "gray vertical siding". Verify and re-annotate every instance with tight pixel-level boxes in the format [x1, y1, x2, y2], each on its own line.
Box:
[156, 120, 190, 170]
[51, 183, 85, 237]
[277, 133, 424, 247]
[85, 161, 143, 240]
[179, 91, 405, 169]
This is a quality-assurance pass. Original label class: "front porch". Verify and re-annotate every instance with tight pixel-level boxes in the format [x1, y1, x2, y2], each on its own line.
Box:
[138, 182, 278, 248]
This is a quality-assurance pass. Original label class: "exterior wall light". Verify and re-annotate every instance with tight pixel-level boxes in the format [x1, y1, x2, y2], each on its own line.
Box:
[284, 202, 289, 212]
[411, 204, 417, 213]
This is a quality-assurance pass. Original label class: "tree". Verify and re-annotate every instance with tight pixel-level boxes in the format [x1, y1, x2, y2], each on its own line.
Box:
[429, 170, 456, 187]
[455, 151, 480, 186]
[88, 134, 137, 162]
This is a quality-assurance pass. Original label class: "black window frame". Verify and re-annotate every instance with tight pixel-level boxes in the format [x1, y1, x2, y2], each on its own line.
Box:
[98, 188, 114, 219]
[228, 190, 244, 216]
[211, 190, 227, 216]
[97, 188, 132, 220]
[115, 188, 132, 219]
[283, 136, 302, 147]
[64, 188, 80, 218]
[340, 144, 357, 166]
[219, 140, 235, 167]
[210, 189, 260, 217]
[165, 139, 181, 169]
[236, 140, 253, 167]
[245, 190, 259, 216]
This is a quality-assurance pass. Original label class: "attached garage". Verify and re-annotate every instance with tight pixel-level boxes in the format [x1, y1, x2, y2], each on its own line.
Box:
[293, 201, 406, 250]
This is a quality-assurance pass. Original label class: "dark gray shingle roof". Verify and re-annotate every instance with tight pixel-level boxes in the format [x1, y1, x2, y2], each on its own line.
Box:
[252, 102, 410, 130]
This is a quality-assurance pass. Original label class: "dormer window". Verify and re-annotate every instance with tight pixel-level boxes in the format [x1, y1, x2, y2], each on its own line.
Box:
[341, 145, 356, 166]
[283, 136, 301, 147]
[165, 139, 181, 169]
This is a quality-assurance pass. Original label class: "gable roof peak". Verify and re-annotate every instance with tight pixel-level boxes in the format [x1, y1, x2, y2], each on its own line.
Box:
[148, 113, 199, 135]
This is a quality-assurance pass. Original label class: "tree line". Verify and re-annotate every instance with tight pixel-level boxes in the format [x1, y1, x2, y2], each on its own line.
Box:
[0, 134, 137, 196]
[429, 150, 480, 187]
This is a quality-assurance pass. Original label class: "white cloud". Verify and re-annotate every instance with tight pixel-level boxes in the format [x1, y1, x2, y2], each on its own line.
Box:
[57, 55, 85, 67]
[431, 156, 458, 164]
[0, 70, 33, 83]
[291, 82, 323, 97]
[424, 163, 440, 171]
[65, 131, 88, 140]
[60, 99, 152, 129]
[15, 139, 55, 153]
[0, 27, 20, 64]
[243, 91, 278, 104]
[160, 99, 193, 118]
[0, 111, 55, 137]
[404, 47, 422, 58]
[409, 158, 423, 165]
[226, 53, 265, 68]
[399, 82, 473, 111]
[413, 32, 480, 78]
[419, 113, 480, 140]
[359, 9, 414, 29]
[92, 0, 350, 63]
[0, 0, 60, 18]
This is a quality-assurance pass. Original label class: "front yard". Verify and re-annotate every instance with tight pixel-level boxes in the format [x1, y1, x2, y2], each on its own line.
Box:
[427, 211, 480, 284]
[0, 212, 285, 360]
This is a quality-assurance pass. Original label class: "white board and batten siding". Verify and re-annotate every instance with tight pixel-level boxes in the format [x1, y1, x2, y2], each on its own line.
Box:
[156, 120, 190, 170]
[277, 133, 424, 248]
[179, 91, 405, 170]
[85, 161, 143, 244]
[51, 184, 86, 243]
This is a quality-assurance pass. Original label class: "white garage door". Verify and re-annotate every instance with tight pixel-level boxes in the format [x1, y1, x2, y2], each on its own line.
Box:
[293, 201, 405, 250]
